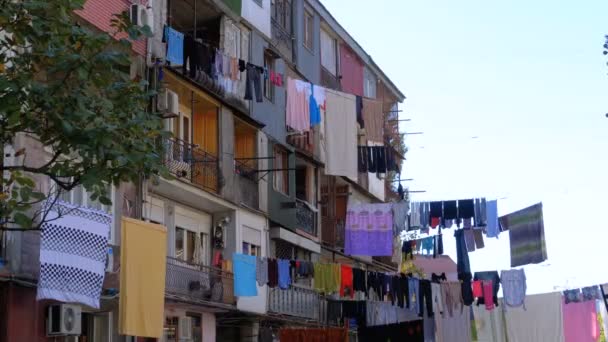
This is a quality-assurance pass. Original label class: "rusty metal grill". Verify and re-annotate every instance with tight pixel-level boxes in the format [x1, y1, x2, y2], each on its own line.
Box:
[165, 257, 235, 305]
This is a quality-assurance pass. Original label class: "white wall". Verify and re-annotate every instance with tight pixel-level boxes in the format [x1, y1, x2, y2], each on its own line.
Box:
[241, 0, 271, 38]
[202, 312, 216, 342]
[235, 209, 268, 314]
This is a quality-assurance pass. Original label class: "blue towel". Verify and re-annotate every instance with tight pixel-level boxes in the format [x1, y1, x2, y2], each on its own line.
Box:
[278, 259, 291, 289]
[485, 200, 499, 238]
[233, 253, 257, 296]
[309, 83, 321, 126]
[164, 26, 184, 66]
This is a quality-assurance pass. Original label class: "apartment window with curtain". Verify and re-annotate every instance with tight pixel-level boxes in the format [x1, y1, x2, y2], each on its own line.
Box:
[273, 147, 290, 195]
[303, 10, 314, 51]
[175, 227, 209, 265]
[264, 51, 275, 101]
[320, 29, 337, 75]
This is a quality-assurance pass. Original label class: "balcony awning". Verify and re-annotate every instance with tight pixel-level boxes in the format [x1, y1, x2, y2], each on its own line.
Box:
[270, 227, 321, 254]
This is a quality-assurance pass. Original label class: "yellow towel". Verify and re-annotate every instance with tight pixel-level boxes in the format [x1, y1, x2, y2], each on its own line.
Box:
[119, 218, 167, 338]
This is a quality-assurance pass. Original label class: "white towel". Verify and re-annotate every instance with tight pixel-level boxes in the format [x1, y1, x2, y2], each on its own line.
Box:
[504, 292, 565, 342]
[324, 89, 357, 180]
[37, 201, 111, 309]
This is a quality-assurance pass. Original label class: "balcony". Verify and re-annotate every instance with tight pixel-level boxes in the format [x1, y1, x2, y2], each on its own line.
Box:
[268, 284, 321, 320]
[295, 199, 317, 236]
[287, 131, 314, 156]
[270, 0, 293, 60]
[162, 137, 219, 194]
[321, 217, 345, 249]
[165, 257, 235, 306]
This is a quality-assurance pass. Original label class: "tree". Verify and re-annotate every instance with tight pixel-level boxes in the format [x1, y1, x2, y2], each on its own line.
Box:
[0, 0, 169, 229]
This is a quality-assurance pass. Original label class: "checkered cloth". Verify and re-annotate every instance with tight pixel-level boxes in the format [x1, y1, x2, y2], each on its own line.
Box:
[37, 200, 111, 308]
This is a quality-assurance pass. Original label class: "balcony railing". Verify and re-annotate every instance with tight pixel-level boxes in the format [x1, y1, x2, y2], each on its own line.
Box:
[296, 199, 317, 236]
[286, 131, 314, 155]
[268, 284, 321, 320]
[161, 137, 219, 193]
[321, 217, 345, 249]
[165, 257, 235, 306]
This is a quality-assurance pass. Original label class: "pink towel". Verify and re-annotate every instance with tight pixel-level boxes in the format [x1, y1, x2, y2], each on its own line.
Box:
[563, 299, 600, 342]
[483, 280, 494, 311]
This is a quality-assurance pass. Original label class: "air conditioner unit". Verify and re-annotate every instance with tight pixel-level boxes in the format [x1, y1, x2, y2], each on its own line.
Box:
[130, 4, 153, 32]
[157, 89, 179, 117]
[47, 304, 82, 336]
[178, 317, 193, 340]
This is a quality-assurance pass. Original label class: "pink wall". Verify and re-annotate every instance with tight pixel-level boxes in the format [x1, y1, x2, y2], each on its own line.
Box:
[75, 0, 147, 56]
[339, 43, 364, 97]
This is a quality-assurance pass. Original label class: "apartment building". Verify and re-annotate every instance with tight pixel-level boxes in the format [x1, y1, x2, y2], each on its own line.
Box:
[0, 0, 405, 341]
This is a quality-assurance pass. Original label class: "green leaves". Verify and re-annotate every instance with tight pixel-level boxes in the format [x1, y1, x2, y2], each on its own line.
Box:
[0, 0, 169, 229]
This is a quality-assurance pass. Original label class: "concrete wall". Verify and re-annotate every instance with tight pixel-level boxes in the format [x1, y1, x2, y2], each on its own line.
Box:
[241, 0, 271, 38]
[250, 31, 288, 145]
[294, 0, 321, 84]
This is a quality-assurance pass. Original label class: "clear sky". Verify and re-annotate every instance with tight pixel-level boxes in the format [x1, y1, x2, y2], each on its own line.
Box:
[322, 0, 608, 294]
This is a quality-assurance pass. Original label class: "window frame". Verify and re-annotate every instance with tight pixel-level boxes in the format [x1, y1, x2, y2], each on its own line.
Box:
[272, 146, 290, 195]
[303, 10, 314, 52]
[320, 28, 338, 76]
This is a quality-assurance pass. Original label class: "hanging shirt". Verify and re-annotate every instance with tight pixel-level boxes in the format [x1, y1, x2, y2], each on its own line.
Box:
[164, 26, 184, 66]
[233, 253, 257, 296]
[277, 259, 291, 289]
[485, 200, 499, 238]
[501, 269, 526, 308]
[500, 203, 547, 267]
[309, 83, 322, 126]
[340, 265, 354, 299]
[256, 256, 268, 286]
[392, 200, 409, 234]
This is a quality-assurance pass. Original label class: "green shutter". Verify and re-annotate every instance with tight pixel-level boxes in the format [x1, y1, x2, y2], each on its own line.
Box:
[223, 0, 242, 15]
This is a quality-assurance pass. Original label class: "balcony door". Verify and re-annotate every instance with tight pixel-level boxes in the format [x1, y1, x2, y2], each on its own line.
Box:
[192, 107, 219, 192]
[174, 205, 212, 266]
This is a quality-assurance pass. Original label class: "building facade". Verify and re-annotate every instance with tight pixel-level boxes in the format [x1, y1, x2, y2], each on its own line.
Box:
[0, 0, 405, 341]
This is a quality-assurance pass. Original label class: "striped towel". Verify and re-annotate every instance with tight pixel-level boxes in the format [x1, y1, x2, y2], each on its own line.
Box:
[499, 203, 547, 267]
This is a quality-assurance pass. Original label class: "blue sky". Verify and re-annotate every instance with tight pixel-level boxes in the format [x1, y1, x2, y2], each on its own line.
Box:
[322, 0, 608, 294]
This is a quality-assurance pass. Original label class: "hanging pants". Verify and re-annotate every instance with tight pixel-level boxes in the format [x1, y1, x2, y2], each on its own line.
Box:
[419, 279, 434, 317]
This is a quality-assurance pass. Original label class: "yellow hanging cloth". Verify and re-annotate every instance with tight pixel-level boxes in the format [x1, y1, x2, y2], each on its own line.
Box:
[119, 217, 167, 338]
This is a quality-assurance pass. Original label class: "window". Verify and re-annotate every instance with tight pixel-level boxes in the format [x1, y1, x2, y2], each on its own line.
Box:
[320, 29, 337, 75]
[263, 52, 275, 101]
[242, 242, 261, 256]
[273, 147, 290, 195]
[186, 314, 202, 342]
[272, 0, 291, 31]
[303, 10, 313, 50]
[59, 183, 113, 213]
[295, 164, 317, 204]
[175, 227, 209, 265]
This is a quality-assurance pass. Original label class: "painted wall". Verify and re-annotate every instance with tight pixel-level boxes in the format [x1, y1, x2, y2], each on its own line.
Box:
[250, 31, 288, 145]
[339, 43, 364, 97]
[241, 0, 271, 38]
[76, 0, 146, 56]
[235, 210, 268, 314]
[293, 0, 320, 84]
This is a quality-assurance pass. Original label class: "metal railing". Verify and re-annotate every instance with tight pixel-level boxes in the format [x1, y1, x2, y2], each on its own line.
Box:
[165, 257, 235, 305]
[234, 159, 259, 209]
[268, 284, 321, 320]
[296, 199, 317, 236]
[161, 137, 219, 193]
[286, 131, 314, 155]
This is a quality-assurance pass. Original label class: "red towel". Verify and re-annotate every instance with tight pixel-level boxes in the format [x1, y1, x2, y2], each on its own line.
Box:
[340, 264, 354, 298]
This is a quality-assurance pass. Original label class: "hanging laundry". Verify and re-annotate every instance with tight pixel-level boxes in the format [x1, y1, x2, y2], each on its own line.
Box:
[457, 199, 475, 220]
[267, 258, 278, 288]
[119, 218, 167, 338]
[504, 292, 565, 342]
[474, 198, 487, 226]
[366, 145, 377, 173]
[473, 303, 508, 342]
[342, 300, 367, 326]
[313, 263, 340, 294]
[362, 98, 385, 143]
[233, 253, 257, 296]
[244, 64, 263, 102]
[474, 271, 500, 308]
[562, 298, 600, 342]
[356, 96, 364, 128]
[443, 200, 458, 222]
[277, 259, 291, 289]
[358, 320, 424, 342]
[482, 280, 495, 310]
[325, 89, 358, 180]
[164, 26, 184, 66]
[410, 202, 421, 229]
[454, 229, 471, 274]
[345, 203, 393, 256]
[563, 289, 582, 304]
[280, 327, 348, 342]
[256, 256, 268, 286]
[464, 228, 476, 252]
[441, 281, 464, 317]
[421, 237, 434, 255]
[501, 269, 526, 308]
[429, 201, 443, 225]
[286, 77, 309, 131]
[473, 229, 485, 249]
[353, 268, 366, 294]
[459, 272, 474, 306]
[485, 199, 499, 238]
[340, 264, 354, 298]
[358, 146, 368, 172]
[438, 305, 472, 342]
[472, 280, 483, 298]
[309, 83, 322, 126]
[581, 286, 602, 301]
[37, 201, 111, 309]
[500, 203, 547, 267]
[373, 146, 387, 173]
[392, 200, 409, 234]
